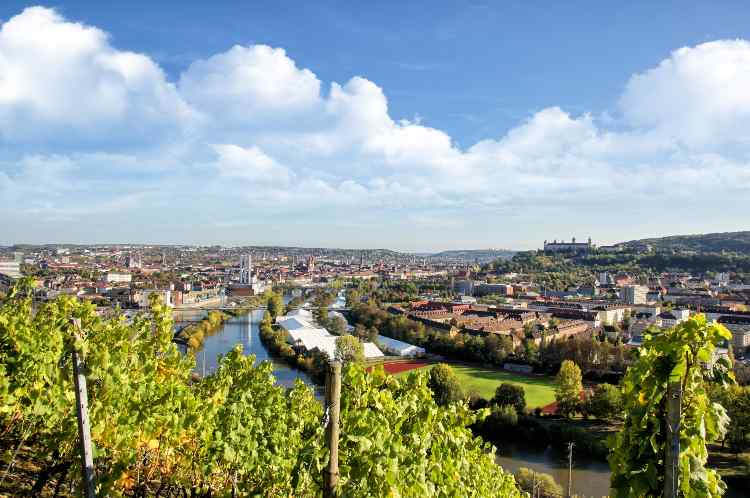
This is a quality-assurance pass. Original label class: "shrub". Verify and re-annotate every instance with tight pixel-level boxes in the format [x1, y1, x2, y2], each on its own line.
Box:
[493, 383, 526, 414]
[427, 363, 464, 406]
[584, 383, 622, 421]
[514, 467, 563, 498]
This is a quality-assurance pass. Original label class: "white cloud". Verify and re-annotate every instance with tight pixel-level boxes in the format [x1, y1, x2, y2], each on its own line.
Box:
[212, 144, 292, 184]
[179, 45, 321, 126]
[0, 7, 192, 146]
[619, 40, 750, 148]
[0, 7, 749, 246]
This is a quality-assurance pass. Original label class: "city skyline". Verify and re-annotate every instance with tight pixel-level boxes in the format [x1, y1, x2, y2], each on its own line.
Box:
[1, 2, 750, 250]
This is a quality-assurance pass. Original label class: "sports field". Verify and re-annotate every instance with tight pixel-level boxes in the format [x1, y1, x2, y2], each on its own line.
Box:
[394, 363, 556, 408]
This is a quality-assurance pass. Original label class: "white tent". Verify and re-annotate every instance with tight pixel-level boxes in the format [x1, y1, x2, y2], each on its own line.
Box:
[377, 336, 425, 357]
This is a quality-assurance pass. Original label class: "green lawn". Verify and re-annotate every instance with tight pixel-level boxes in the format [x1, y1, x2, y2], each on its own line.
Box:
[397, 364, 556, 408]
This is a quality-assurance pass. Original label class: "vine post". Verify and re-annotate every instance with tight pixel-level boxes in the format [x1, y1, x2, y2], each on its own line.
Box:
[324, 359, 342, 498]
[664, 380, 682, 498]
[566, 442, 574, 498]
[69, 318, 96, 498]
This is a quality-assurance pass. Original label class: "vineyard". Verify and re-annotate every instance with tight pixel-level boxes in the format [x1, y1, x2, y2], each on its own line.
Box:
[0, 280, 523, 497]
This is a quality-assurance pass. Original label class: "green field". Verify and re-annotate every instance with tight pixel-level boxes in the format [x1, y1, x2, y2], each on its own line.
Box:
[397, 364, 556, 408]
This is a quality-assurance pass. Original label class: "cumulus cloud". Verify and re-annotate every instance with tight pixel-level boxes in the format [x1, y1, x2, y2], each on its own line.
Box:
[212, 144, 293, 184]
[619, 40, 750, 148]
[0, 7, 192, 147]
[0, 5, 749, 246]
[179, 45, 322, 126]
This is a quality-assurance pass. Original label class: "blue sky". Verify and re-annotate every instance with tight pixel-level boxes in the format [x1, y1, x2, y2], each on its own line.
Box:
[1, 2, 749, 251]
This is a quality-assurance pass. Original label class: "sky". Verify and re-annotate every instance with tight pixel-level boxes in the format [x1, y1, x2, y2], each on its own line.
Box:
[1, 1, 749, 251]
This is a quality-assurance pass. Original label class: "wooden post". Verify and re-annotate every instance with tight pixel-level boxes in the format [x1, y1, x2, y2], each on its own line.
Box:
[70, 319, 96, 498]
[664, 381, 682, 498]
[324, 360, 342, 498]
[567, 442, 574, 498]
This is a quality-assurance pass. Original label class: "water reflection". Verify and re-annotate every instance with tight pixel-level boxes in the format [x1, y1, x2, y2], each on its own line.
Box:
[494, 442, 611, 498]
[175, 307, 314, 389]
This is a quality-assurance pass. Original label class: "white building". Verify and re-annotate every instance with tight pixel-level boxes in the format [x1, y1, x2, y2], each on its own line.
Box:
[377, 336, 425, 357]
[714, 272, 731, 286]
[277, 310, 383, 359]
[0, 260, 21, 279]
[622, 285, 649, 305]
[717, 316, 750, 350]
[126, 252, 142, 269]
[239, 254, 252, 285]
[104, 272, 132, 284]
[657, 309, 690, 328]
[139, 289, 173, 308]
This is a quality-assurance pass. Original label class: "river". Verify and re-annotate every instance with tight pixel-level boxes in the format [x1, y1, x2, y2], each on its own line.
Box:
[494, 442, 611, 498]
[174, 306, 314, 388]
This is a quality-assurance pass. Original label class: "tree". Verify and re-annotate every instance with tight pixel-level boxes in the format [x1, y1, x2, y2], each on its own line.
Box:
[493, 383, 526, 415]
[266, 290, 284, 319]
[427, 363, 464, 406]
[514, 467, 563, 498]
[711, 384, 750, 455]
[555, 360, 583, 418]
[609, 316, 734, 497]
[328, 315, 348, 336]
[335, 334, 365, 364]
[584, 383, 622, 421]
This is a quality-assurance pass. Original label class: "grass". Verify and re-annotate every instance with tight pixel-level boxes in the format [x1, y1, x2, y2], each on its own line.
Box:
[395, 364, 557, 408]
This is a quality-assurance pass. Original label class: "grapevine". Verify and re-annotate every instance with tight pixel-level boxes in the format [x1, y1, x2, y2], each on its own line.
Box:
[608, 315, 734, 497]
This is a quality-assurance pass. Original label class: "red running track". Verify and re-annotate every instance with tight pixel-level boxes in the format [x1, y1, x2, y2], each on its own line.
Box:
[373, 361, 431, 375]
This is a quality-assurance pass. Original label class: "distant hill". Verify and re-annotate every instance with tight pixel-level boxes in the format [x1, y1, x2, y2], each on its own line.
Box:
[618, 231, 750, 254]
[427, 249, 516, 262]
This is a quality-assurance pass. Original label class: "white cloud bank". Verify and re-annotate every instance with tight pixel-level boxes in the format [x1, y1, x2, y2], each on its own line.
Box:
[1, 6, 749, 246]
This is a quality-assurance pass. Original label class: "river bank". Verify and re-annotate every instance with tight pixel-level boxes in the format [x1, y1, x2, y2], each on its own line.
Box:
[173, 293, 316, 388]
[174, 309, 233, 350]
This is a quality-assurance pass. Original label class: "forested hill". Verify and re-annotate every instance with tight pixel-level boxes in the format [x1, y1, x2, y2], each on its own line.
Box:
[618, 231, 750, 254]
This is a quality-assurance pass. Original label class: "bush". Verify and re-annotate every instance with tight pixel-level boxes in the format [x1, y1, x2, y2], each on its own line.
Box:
[492, 404, 519, 427]
[514, 467, 563, 498]
[584, 383, 622, 421]
[467, 392, 489, 410]
[493, 383, 526, 414]
[427, 363, 464, 406]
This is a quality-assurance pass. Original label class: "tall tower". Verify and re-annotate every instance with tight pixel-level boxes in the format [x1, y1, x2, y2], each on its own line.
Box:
[240, 254, 252, 285]
[126, 252, 142, 269]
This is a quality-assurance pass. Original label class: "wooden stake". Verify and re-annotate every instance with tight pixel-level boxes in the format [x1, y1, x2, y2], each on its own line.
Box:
[324, 360, 342, 498]
[70, 319, 96, 498]
[567, 442, 574, 498]
[664, 381, 682, 498]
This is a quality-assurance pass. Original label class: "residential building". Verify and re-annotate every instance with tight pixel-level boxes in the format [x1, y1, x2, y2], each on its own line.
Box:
[0, 260, 21, 279]
[104, 272, 132, 284]
[717, 316, 750, 351]
[622, 285, 649, 305]
[139, 289, 173, 308]
[657, 309, 690, 328]
[475, 283, 514, 296]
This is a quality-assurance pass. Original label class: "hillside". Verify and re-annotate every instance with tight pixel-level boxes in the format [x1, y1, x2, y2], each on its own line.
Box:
[618, 231, 750, 254]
